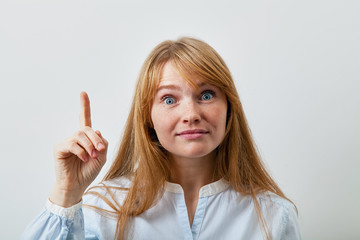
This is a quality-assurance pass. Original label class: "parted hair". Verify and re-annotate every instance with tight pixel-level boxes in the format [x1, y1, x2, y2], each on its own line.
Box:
[84, 37, 293, 240]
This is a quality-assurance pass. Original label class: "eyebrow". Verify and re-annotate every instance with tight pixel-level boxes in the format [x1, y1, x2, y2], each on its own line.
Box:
[155, 82, 210, 93]
[156, 84, 182, 93]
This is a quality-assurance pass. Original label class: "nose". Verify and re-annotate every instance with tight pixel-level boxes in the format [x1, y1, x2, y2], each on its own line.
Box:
[182, 100, 201, 124]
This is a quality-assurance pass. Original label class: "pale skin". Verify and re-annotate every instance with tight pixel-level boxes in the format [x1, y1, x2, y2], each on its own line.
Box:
[50, 62, 227, 227]
[49, 92, 108, 207]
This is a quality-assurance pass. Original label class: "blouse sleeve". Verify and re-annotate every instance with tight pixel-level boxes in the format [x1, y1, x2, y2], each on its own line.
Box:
[281, 204, 302, 240]
[21, 200, 87, 240]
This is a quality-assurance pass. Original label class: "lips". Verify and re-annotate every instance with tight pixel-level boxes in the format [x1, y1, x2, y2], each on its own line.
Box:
[177, 129, 209, 140]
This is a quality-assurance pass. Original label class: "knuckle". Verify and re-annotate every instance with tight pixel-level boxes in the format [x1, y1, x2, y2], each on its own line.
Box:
[75, 130, 83, 138]
[85, 141, 93, 150]
[78, 148, 86, 156]
[69, 141, 78, 149]
[83, 126, 92, 132]
[74, 146, 84, 155]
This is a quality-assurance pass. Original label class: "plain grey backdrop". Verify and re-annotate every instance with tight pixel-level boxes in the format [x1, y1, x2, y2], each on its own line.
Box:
[1, 0, 359, 239]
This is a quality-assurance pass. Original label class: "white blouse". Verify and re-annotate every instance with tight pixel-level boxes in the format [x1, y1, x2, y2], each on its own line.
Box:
[22, 177, 301, 239]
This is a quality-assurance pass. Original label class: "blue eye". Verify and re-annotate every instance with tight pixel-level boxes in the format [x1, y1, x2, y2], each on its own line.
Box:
[164, 97, 176, 105]
[201, 91, 214, 101]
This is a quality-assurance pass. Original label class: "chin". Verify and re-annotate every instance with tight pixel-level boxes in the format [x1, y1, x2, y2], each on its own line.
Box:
[173, 148, 216, 159]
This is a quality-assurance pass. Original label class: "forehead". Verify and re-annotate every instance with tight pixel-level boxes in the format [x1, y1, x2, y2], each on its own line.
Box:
[157, 61, 204, 89]
[160, 61, 184, 82]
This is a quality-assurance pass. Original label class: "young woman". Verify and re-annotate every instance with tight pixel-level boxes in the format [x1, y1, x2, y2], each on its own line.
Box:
[22, 37, 301, 240]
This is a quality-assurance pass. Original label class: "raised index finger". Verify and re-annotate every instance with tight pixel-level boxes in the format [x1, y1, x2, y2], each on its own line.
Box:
[80, 91, 92, 128]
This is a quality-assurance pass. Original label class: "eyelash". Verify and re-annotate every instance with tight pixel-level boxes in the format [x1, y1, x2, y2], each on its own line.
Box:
[200, 90, 216, 101]
[161, 95, 176, 105]
[160, 90, 216, 105]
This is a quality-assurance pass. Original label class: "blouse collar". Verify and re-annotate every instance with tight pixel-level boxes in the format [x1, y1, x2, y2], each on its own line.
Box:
[165, 178, 230, 197]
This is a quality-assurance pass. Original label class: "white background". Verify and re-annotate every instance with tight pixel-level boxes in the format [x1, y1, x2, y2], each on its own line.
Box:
[1, 0, 359, 239]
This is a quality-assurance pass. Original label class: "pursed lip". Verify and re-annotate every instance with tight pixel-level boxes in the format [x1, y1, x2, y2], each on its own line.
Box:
[177, 129, 209, 139]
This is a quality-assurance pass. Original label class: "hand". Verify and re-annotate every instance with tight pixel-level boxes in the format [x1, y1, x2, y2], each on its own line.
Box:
[50, 92, 108, 207]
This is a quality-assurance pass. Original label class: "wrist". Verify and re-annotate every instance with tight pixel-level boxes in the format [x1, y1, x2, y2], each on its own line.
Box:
[50, 184, 84, 208]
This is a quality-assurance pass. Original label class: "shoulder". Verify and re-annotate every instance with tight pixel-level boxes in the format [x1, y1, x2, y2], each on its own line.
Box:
[256, 191, 298, 223]
[258, 192, 297, 213]
[213, 188, 301, 239]
[257, 192, 301, 239]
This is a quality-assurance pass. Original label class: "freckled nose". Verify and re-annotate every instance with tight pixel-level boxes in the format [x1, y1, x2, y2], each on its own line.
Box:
[182, 101, 201, 124]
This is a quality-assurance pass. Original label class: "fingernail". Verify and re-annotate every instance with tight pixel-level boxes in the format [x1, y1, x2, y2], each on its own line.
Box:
[91, 149, 97, 158]
[97, 143, 105, 150]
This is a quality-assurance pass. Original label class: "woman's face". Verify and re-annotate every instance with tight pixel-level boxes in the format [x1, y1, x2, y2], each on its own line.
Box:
[151, 61, 228, 160]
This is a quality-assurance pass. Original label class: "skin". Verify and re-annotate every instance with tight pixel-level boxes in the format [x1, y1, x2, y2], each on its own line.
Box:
[151, 61, 228, 226]
[50, 92, 108, 207]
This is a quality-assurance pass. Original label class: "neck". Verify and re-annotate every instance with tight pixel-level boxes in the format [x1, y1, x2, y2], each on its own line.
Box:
[168, 151, 218, 227]
[169, 151, 217, 194]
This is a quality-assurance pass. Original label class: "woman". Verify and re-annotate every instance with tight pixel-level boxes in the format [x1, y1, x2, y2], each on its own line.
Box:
[22, 37, 301, 239]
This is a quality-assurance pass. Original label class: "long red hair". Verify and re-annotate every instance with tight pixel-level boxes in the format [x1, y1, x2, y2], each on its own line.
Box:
[84, 37, 294, 240]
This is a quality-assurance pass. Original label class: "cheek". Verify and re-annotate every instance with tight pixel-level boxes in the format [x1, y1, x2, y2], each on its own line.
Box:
[151, 107, 174, 137]
[208, 105, 227, 126]
[151, 109, 162, 132]
[210, 107, 227, 143]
